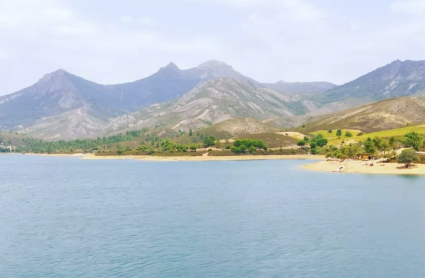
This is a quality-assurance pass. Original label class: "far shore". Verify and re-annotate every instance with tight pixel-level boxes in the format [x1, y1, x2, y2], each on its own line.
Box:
[6, 153, 425, 174]
[4, 152, 325, 162]
[302, 160, 425, 175]
[81, 154, 325, 162]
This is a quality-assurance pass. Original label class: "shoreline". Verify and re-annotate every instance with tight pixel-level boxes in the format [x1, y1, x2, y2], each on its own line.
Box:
[302, 160, 425, 175]
[4, 152, 324, 161]
[81, 154, 325, 162]
[5, 153, 425, 174]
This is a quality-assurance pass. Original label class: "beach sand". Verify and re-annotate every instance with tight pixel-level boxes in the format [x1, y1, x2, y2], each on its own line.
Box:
[302, 160, 425, 175]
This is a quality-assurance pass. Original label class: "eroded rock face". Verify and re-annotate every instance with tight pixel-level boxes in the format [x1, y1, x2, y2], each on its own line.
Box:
[0, 60, 329, 138]
[5, 59, 425, 139]
[318, 60, 425, 107]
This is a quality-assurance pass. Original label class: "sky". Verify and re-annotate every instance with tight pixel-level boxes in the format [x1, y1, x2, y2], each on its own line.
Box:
[1, 0, 425, 95]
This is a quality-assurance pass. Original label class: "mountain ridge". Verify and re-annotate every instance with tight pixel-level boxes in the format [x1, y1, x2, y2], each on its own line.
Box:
[317, 59, 425, 106]
[301, 96, 425, 133]
[0, 60, 337, 138]
[3, 59, 425, 140]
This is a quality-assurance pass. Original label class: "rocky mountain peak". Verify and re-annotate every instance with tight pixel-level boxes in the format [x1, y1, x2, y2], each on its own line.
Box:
[158, 62, 180, 73]
[38, 69, 72, 83]
[197, 60, 231, 70]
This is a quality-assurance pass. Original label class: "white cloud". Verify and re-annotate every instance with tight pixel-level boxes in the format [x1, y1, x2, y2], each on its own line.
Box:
[1, 0, 425, 95]
[390, 0, 425, 15]
[0, 47, 8, 60]
[43, 7, 74, 21]
[120, 15, 154, 25]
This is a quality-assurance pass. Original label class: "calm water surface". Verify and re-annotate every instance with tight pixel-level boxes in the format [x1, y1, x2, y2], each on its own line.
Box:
[1, 155, 425, 277]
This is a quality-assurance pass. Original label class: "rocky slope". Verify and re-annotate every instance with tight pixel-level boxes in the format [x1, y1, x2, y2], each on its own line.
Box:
[316, 60, 425, 108]
[0, 60, 334, 139]
[0, 70, 119, 130]
[264, 81, 337, 94]
[94, 77, 319, 137]
[303, 96, 425, 132]
[5, 59, 425, 139]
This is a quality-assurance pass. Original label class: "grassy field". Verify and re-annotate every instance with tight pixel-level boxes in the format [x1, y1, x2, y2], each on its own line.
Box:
[311, 129, 362, 145]
[311, 125, 425, 145]
[356, 125, 425, 140]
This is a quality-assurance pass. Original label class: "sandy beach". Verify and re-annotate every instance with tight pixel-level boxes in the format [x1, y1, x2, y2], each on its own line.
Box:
[302, 160, 425, 175]
[81, 154, 325, 162]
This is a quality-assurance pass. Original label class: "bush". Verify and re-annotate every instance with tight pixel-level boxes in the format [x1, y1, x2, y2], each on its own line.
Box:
[297, 140, 306, 147]
[231, 139, 267, 154]
[397, 149, 419, 168]
[203, 136, 216, 147]
[404, 131, 424, 151]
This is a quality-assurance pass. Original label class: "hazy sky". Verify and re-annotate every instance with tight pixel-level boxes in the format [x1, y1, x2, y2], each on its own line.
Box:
[1, 0, 425, 95]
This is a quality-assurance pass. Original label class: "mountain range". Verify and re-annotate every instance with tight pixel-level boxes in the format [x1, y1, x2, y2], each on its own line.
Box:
[1, 59, 425, 139]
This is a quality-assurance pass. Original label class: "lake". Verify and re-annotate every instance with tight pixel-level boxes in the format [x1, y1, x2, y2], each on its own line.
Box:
[1, 155, 425, 277]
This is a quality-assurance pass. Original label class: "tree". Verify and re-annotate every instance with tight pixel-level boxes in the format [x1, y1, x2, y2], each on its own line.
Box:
[381, 140, 390, 155]
[189, 144, 197, 152]
[345, 131, 353, 137]
[389, 136, 396, 149]
[189, 129, 193, 137]
[310, 134, 327, 147]
[397, 149, 418, 168]
[138, 145, 148, 151]
[215, 139, 221, 148]
[372, 137, 383, 151]
[315, 137, 328, 147]
[249, 146, 257, 154]
[336, 129, 342, 137]
[203, 136, 216, 147]
[297, 140, 306, 147]
[364, 137, 376, 154]
[239, 144, 247, 152]
[404, 132, 424, 151]
[304, 136, 310, 142]
[328, 129, 332, 134]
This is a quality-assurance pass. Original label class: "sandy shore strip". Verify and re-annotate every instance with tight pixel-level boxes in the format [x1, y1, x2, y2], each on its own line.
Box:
[302, 160, 425, 175]
[23, 153, 85, 157]
[81, 154, 325, 161]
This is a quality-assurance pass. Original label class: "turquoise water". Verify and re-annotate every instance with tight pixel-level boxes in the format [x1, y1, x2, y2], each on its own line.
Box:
[1, 155, 425, 277]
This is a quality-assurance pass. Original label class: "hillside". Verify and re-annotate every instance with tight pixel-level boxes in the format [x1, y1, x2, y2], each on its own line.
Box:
[264, 81, 337, 94]
[316, 60, 425, 109]
[0, 60, 336, 139]
[4, 59, 425, 140]
[302, 96, 425, 133]
[98, 77, 321, 137]
[0, 70, 120, 130]
[199, 118, 278, 138]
